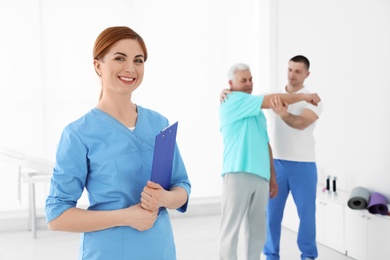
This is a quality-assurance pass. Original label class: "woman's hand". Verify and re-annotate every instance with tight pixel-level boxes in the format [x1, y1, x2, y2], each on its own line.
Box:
[123, 204, 158, 231]
[141, 181, 188, 212]
[140, 181, 166, 212]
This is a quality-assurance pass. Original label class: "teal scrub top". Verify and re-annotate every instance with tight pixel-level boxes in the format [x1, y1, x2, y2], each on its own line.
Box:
[45, 106, 191, 260]
[219, 91, 270, 180]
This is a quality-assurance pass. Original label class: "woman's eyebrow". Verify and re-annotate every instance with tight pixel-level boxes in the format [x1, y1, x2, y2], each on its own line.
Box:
[113, 52, 144, 59]
[113, 52, 127, 57]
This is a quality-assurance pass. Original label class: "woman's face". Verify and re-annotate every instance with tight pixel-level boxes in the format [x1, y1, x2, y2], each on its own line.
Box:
[94, 39, 145, 98]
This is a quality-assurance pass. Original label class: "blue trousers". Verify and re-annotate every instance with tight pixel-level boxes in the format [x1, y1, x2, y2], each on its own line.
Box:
[263, 159, 318, 260]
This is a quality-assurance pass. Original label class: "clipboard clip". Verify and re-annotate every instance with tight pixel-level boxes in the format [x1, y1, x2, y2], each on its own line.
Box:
[160, 123, 177, 137]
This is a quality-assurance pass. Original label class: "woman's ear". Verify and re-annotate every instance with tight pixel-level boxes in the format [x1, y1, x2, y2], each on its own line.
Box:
[93, 59, 102, 76]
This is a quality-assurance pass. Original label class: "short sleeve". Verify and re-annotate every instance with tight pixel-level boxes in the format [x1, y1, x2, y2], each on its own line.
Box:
[220, 92, 264, 126]
[305, 100, 323, 118]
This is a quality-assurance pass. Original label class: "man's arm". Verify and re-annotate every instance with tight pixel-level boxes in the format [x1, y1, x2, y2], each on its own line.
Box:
[270, 96, 319, 130]
[261, 93, 320, 108]
[219, 89, 320, 108]
[268, 143, 278, 198]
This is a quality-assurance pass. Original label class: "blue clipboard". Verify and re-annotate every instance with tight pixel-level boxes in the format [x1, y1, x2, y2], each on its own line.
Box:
[150, 121, 178, 190]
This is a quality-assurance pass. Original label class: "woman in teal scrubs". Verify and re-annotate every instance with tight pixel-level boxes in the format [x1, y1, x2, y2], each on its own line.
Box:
[45, 26, 191, 260]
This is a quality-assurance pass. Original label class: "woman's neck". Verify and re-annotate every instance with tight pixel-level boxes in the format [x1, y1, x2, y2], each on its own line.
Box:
[96, 98, 138, 127]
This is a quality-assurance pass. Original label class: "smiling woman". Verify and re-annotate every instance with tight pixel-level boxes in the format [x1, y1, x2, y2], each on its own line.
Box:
[92, 26, 148, 104]
[44, 26, 191, 260]
[94, 38, 146, 127]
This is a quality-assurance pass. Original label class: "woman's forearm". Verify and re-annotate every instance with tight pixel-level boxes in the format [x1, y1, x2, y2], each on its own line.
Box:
[164, 186, 188, 210]
[48, 204, 158, 232]
[47, 207, 124, 232]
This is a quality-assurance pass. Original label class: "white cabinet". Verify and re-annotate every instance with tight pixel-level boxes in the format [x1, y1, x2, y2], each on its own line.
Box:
[367, 214, 390, 259]
[281, 187, 390, 258]
[316, 196, 345, 253]
[345, 207, 390, 260]
[345, 209, 369, 260]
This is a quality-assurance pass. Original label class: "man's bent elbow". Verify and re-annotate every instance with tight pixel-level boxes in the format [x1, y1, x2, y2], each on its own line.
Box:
[294, 122, 311, 130]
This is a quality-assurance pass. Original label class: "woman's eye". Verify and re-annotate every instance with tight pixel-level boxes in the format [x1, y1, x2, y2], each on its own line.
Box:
[115, 57, 125, 61]
[134, 59, 144, 64]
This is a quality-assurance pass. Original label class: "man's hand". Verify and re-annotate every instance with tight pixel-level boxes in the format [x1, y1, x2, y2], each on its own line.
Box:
[271, 95, 319, 130]
[269, 174, 278, 198]
[220, 88, 232, 103]
[305, 93, 321, 106]
[270, 96, 289, 118]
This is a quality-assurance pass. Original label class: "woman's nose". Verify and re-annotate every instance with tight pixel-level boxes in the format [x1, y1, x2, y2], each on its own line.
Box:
[124, 63, 135, 73]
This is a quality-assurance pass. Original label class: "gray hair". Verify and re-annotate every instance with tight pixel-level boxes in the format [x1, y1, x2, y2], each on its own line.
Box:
[227, 63, 250, 80]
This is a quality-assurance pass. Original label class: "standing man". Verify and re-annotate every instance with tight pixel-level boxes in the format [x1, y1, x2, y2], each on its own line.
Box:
[263, 55, 323, 260]
[219, 62, 321, 260]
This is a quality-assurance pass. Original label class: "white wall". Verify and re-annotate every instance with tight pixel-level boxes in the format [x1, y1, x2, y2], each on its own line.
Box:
[273, 0, 390, 199]
[1, 0, 389, 215]
[0, 0, 46, 211]
[0, 0, 268, 212]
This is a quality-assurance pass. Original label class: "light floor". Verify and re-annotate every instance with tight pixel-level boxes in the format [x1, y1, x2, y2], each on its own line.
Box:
[0, 214, 353, 260]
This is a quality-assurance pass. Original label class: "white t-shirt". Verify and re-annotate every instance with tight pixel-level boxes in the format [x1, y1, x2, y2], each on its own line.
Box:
[272, 86, 323, 162]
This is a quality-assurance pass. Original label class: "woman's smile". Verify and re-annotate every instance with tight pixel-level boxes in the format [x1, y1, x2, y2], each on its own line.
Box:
[118, 76, 135, 84]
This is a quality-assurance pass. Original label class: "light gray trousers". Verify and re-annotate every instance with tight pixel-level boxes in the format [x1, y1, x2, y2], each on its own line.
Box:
[219, 172, 269, 260]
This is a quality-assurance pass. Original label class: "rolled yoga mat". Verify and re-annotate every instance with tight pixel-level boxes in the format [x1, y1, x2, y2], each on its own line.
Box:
[368, 192, 389, 215]
[347, 186, 371, 209]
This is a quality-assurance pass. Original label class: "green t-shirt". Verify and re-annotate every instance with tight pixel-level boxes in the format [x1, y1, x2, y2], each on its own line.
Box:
[219, 91, 270, 180]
